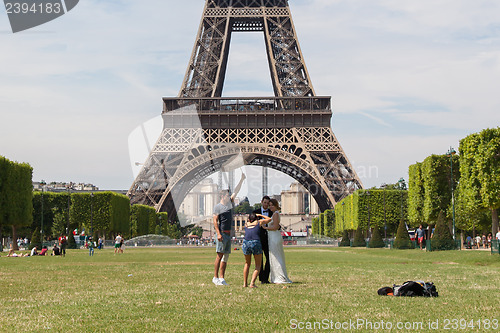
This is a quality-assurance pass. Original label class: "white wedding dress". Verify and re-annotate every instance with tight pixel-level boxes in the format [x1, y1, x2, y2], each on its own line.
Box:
[267, 213, 292, 284]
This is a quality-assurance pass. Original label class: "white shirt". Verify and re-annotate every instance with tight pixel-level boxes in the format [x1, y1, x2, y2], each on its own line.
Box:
[496, 231, 500, 241]
[261, 207, 270, 217]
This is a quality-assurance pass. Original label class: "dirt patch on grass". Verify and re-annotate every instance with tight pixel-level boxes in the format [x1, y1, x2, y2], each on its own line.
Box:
[432, 262, 458, 265]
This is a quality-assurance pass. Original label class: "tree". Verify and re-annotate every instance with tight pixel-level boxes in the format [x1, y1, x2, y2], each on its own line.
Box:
[393, 219, 412, 249]
[130, 204, 156, 237]
[235, 197, 253, 214]
[30, 227, 41, 250]
[408, 162, 425, 226]
[352, 226, 366, 247]
[4, 159, 33, 250]
[459, 128, 500, 236]
[70, 192, 130, 238]
[67, 231, 77, 249]
[324, 209, 335, 238]
[369, 225, 385, 248]
[421, 154, 459, 224]
[339, 229, 350, 247]
[311, 217, 319, 236]
[335, 189, 406, 237]
[431, 211, 455, 251]
[157, 212, 168, 236]
[0, 156, 10, 251]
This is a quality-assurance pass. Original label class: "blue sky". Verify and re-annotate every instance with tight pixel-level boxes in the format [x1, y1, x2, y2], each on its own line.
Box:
[1, 0, 499, 204]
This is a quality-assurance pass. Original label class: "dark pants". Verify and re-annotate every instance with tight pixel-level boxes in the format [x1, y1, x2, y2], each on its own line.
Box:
[61, 244, 66, 257]
[259, 228, 270, 283]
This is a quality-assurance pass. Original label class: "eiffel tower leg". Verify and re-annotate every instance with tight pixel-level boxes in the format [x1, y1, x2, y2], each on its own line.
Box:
[263, 7, 315, 97]
[180, 1, 232, 98]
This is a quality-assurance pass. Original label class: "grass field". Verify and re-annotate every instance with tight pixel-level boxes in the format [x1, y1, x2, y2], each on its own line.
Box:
[1, 246, 499, 332]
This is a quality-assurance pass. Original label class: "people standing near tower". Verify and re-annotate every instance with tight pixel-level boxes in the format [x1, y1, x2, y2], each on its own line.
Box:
[416, 225, 425, 250]
[258, 199, 292, 284]
[114, 234, 122, 254]
[212, 173, 246, 286]
[242, 213, 266, 288]
[58, 233, 67, 257]
[253, 196, 272, 284]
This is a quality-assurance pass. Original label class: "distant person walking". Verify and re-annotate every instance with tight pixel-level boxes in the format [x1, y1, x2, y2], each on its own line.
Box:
[88, 237, 94, 256]
[114, 234, 123, 254]
[416, 225, 425, 250]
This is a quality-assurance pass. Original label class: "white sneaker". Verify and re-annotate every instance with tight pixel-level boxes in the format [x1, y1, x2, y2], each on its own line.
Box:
[219, 278, 228, 286]
[212, 277, 221, 285]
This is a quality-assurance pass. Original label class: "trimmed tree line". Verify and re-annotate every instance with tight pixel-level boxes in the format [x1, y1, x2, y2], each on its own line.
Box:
[408, 127, 500, 238]
[30, 191, 181, 242]
[311, 209, 334, 237]
[334, 189, 408, 238]
[0, 156, 33, 250]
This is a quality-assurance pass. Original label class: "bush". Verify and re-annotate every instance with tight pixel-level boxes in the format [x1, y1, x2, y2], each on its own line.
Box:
[67, 233, 77, 249]
[431, 211, 455, 251]
[339, 230, 350, 247]
[393, 219, 413, 249]
[29, 227, 41, 250]
[352, 226, 366, 247]
[369, 225, 385, 248]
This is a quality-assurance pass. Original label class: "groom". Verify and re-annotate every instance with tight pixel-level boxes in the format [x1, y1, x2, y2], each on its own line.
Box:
[253, 196, 272, 284]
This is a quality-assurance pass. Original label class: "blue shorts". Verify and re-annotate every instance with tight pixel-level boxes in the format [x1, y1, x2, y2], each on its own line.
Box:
[216, 233, 232, 254]
[242, 239, 263, 256]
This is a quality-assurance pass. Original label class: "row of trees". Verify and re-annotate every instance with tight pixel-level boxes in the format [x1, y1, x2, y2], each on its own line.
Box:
[408, 128, 499, 236]
[311, 209, 334, 237]
[333, 188, 408, 237]
[30, 191, 186, 241]
[0, 156, 33, 250]
[320, 127, 499, 247]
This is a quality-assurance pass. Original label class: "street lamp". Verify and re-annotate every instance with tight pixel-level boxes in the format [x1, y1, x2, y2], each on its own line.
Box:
[364, 190, 371, 238]
[66, 185, 71, 235]
[397, 178, 406, 222]
[341, 201, 345, 228]
[159, 215, 163, 235]
[381, 183, 388, 239]
[447, 147, 457, 241]
[40, 180, 46, 247]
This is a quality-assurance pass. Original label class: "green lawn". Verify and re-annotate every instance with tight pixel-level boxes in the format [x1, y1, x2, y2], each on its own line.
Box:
[1, 247, 499, 332]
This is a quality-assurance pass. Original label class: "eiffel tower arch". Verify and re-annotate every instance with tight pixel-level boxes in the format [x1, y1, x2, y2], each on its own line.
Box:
[128, 0, 363, 222]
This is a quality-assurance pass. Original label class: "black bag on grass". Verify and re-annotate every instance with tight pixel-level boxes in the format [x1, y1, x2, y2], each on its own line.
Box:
[393, 281, 438, 297]
[378, 281, 438, 297]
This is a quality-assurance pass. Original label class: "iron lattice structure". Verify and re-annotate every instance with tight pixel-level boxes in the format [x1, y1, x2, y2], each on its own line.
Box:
[128, 0, 363, 221]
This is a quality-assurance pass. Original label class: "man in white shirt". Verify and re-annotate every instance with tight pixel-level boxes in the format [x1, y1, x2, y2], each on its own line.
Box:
[114, 234, 123, 254]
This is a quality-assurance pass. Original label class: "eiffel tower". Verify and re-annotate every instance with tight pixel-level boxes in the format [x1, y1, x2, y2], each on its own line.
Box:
[128, 0, 363, 221]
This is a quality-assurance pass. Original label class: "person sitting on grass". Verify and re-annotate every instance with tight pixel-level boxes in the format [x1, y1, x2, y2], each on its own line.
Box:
[52, 243, 61, 256]
[242, 213, 266, 288]
[39, 246, 48, 256]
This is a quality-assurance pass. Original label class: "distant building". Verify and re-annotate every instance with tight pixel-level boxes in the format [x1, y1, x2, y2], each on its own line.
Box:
[281, 182, 319, 215]
[33, 181, 99, 192]
[179, 178, 219, 218]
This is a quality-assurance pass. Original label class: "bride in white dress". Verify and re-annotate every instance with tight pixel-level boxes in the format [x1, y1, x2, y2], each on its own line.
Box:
[259, 199, 292, 284]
